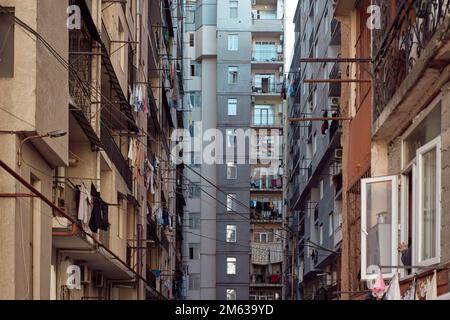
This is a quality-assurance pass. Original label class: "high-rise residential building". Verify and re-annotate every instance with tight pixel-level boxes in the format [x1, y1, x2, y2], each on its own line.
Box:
[0, 0, 184, 300]
[285, 0, 342, 300]
[182, 0, 285, 300]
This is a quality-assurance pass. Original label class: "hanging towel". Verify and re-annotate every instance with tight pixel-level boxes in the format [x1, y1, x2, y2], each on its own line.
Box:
[384, 273, 401, 300]
[128, 137, 135, 160]
[77, 183, 93, 225]
[426, 271, 438, 300]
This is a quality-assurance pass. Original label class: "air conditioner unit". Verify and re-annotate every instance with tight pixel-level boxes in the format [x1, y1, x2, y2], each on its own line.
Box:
[335, 148, 343, 159]
[280, 35, 284, 42]
[279, 66, 283, 73]
[79, 264, 91, 284]
[278, 104, 283, 113]
[94, 272, 104, 288]
[251, 96, 256, 103]
[277, 45, 283, 53]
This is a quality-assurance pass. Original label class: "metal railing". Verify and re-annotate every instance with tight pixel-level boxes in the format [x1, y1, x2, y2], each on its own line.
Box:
[252, 50, 283, 62]
[100, 123, 133, 190]
[373, 0, 450, 120]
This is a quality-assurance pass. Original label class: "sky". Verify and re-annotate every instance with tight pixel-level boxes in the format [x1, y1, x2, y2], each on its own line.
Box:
[285, 0, 299, 72]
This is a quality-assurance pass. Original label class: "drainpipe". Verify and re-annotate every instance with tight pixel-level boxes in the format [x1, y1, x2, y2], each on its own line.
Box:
[53, 223, 78, 237]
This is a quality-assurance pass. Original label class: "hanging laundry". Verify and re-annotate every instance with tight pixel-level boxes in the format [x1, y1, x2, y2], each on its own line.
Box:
[321, 111, 329, 135]
[425, 271, 438, 300]
[384, 273, 401, 300]
[144, 95, 149, 114]
[76, 183, 93, 225]
[138, 85, 144, 111]
[128, 137, 135, 160]
[401, 278, 417, 300]
[132, 85, 139, 112]
[371, 273, 387, 299]
[88, 183, 109, 233]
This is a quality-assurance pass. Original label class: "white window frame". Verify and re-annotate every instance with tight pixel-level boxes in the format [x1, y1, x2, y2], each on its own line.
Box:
[228, 66, 238, 84]
[227, 162, 237, 180]
[226, 288, 237, 300]
[361, 175, 399, 280]
[226, 193, 237, 212]
[226, 225, 237, 243]
[229, 1, 238, 19]
[228, 34, 238, 51]
[415, 136, 441, 267]
[226, 257, 237, 275]
[228, 98, 237, 116]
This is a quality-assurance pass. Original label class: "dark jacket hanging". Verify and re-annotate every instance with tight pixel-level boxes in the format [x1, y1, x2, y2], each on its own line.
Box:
[89, 183, 110, 233]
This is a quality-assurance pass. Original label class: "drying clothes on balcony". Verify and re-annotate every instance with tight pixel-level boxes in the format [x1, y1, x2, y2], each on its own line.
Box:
[133, 138, 145, 182]
[281, 86, 287, 100]
[251, 244, 270, 265]
[130, 84, 145, 112]
[321, 111, 329, 135]
[384, 273, 401, 300]
[144, 159, 155, 194]
[269, 243, 283, 263]
[88, 183, 109, 233]
[162, 209, 170, 227]
[128, 137, 136, 160]
[75, 183, 93, 225]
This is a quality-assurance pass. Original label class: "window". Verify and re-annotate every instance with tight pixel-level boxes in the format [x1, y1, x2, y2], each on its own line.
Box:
[226, 289, 237, 300]
[253, 105, 275, 125]
[319, 224, 324, 245]
[189, 33, 195, 47]
[190, 61, 201, 77]
[229, 1, 238, 19]
[226, 257, 237, 275]
[259, 232, 269, 243]
[189, 213, 200, 229]
[228, 34, 238, 51]
[188, 91, 201, 108]
[254, 41, 277, 61]
[189, 243, 200, 260]
[0, 8, 15, 77]
[361, 176, 398, 280]
[228, 66, 238, 84]
[226, 225, 237, 243]
[226, 129, 237, 147]
[189, 274, 200, 290]
[226, 194, 237, 212]
[189, 183, 201, 198]
[227, 98, 237, 116]
[416, 137, 441, 265]
[227, 162, 237, 180]
[329, 212, 334, 237]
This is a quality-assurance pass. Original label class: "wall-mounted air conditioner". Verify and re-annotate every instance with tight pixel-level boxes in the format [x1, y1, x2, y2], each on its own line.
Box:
[330, 97, 341, 110]
[335, 148, 343, 160]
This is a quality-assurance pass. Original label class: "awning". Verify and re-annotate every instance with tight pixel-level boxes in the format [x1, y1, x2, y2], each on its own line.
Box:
[69, 102, 104, 150]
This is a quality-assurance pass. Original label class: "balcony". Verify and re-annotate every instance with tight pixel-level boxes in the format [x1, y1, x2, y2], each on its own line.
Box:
[373, 0, 450, 131]
[251, 12, 283, 33]
[250, 199, 283, 221]
[250, 176, 283, 192]
[251, 115, 283, 128]
[100, 123, 133, 190]
[251, 82, 283, 96]
[250, 274, 282, 287]
[252, 50, 284, 66]
[328, 62, 341, 97]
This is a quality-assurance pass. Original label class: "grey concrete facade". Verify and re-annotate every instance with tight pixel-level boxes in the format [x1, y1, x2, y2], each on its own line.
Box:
[183, 0, 284, 300]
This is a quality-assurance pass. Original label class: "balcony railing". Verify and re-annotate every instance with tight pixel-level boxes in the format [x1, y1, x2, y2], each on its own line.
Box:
[373, 0, 450, 121]
[100, 123, 133, 190]
[251, 83, 282, 95]
[250, 274, 282, 286]
[252, 51, 284, 63]
[250, 200, 283, 220]
[250, 176, 283, 190]
[251, 115, 283, 127]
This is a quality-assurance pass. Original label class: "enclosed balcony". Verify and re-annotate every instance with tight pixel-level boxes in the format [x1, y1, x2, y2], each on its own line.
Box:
[251, 104, 283, 127]
[251, 0, 284, 33]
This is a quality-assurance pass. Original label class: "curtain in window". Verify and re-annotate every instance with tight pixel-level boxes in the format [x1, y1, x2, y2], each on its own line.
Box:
[421, 148, 437, 261]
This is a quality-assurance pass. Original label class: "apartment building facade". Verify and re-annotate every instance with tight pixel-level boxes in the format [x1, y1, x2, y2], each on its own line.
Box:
[285, 0, 343, 300]
[182, 0, 285, 300]
[0, 0, 184, 300]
